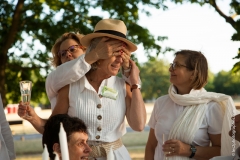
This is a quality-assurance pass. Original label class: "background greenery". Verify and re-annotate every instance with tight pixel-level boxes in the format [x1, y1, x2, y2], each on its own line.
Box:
[1, 0, 240, 107]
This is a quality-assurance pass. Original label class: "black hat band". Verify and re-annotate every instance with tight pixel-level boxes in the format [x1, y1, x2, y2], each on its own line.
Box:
[94, 30, 126, 39]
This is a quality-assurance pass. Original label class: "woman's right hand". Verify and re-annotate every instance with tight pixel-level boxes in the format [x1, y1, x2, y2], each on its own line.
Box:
[85, 37, 123, 64]
[18, 101, 35, 121]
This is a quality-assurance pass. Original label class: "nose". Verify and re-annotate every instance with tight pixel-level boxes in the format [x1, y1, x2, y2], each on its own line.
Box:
[115, 55, 123, 63]
[66, 51, 72, 58]
[84, 144, 92, 153]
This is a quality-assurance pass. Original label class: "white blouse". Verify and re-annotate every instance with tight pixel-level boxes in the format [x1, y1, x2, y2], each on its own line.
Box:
[148, 92, 224, 160]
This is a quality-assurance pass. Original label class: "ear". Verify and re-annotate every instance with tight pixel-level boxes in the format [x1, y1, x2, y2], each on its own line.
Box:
[53, 143, 61, 157]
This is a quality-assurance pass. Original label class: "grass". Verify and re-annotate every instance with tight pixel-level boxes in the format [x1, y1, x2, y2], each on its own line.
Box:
[15, 131, 148, 160]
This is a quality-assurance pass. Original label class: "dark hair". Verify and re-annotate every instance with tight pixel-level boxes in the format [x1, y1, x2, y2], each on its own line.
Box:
[50, 32, 86, 67]
[42, 114, 88, 160]
[174, 50, 208, 89]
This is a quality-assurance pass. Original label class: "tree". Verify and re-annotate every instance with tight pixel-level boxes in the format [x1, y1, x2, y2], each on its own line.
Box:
[0, 0, 171, 107]
[140, 58, 171, 101]
[213, 70, 240, 96]
[204, 70, 215, 92]
[169, 0, 240, 72]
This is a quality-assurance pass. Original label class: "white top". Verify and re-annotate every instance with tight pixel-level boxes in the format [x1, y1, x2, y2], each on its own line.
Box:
[148, 91, 224, 160]
[69, 76, 127, 142]
[45, 55, 91, 109]
[0, 95, 15, 160]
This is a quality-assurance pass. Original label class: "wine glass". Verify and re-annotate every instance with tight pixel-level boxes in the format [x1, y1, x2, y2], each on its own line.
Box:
[19, 80, 32, 118]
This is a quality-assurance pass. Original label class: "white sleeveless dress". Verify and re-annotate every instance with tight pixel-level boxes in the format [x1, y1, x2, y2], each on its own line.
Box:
[69, 76, 131, 160]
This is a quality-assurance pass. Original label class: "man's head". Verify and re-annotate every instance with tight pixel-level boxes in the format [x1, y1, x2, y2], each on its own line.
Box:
[42, 114, 91, 160]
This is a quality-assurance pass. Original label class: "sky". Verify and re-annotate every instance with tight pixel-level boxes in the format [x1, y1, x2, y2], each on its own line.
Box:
[134, 1, 240, 74]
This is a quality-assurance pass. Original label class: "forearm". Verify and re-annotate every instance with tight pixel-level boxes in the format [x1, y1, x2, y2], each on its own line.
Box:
[180, 145, 220, 160]
[145, 146, 155, 160]
[194, 146, 220, 160]
[29, 116, 47, 134]
[127, 89, 146, 131]
[46, 55, 91, 95]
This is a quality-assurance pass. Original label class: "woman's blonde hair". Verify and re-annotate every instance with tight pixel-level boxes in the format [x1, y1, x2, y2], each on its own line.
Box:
[175, 50, 208, 89]
[50, 32, 86, 67]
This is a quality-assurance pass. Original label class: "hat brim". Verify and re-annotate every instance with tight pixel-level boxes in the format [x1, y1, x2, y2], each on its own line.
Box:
[81, 33, 137, 52]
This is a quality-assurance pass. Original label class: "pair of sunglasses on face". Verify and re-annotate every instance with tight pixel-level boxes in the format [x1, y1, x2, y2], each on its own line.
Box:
[58, 45, 85, 58]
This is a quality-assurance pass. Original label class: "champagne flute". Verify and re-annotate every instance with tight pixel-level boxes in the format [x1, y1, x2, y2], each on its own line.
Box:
[19, 80, 32, 118]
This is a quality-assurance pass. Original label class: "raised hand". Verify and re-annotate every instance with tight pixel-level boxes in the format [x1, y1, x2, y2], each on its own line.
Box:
[128, 59, 140, 84]
[85, 37, 124, 64]
[121, 44, 131, 70]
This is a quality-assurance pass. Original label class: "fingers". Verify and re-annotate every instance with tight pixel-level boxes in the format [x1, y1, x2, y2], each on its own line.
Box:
[18, 101, 33, 118]
[18, 104, 27, 117]
[163, 144, 178, 157]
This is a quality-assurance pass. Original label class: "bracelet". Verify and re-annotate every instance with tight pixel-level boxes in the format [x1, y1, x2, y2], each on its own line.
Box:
[123, 65, 131, 73]
[131, 84, 141, 92]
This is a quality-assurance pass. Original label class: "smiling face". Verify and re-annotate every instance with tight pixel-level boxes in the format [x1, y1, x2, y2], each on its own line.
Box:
[59, 39, 85, 64]
[68, 132, 91, 160]
[97, 55, 123, 77]
[169, 54, 194, 93]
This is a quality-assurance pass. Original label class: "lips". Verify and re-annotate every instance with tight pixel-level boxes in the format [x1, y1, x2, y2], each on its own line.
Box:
[111, 64, 120, 70]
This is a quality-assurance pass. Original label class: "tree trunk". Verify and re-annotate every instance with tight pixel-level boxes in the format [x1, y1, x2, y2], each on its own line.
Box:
[0, 0, 25, 107]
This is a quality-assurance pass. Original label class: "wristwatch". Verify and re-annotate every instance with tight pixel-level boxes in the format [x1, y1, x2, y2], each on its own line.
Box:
[131, 84, 141, 92]
[189, 145, 197, 158]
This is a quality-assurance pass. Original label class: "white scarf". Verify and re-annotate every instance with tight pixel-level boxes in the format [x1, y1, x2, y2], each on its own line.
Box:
[167, 85, 239, 160]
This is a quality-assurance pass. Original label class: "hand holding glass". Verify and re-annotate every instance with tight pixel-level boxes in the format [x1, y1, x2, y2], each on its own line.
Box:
[19, 80, 32, 118]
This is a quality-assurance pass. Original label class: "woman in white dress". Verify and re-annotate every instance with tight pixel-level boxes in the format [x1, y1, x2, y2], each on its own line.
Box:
[145, 50, 239, 160]
[51, 19, 146, 160]
[18, 19, 146, 160]
[18, 32, 123, 133]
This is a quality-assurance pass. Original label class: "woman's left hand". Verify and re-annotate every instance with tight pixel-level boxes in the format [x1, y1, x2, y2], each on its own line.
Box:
[162, 139, 191, 157]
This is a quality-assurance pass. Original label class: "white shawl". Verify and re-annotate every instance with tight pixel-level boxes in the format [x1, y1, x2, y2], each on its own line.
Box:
[167, 85, 239, 160]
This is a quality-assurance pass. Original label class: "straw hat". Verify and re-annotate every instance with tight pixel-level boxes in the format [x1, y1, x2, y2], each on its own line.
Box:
[81, 19, 137, 52]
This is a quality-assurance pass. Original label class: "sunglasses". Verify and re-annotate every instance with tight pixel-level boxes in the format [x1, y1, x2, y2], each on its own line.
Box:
[58, 45, 84, 58]
[169, 62, 189, 70]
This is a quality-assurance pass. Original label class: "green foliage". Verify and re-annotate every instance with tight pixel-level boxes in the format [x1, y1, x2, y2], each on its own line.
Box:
[213, 70, 240, 95]
[204, 70, 215, 91]
[0, 0, 169, 106]
[1, 0, 240, 106]
[140, 58, 171, 101]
